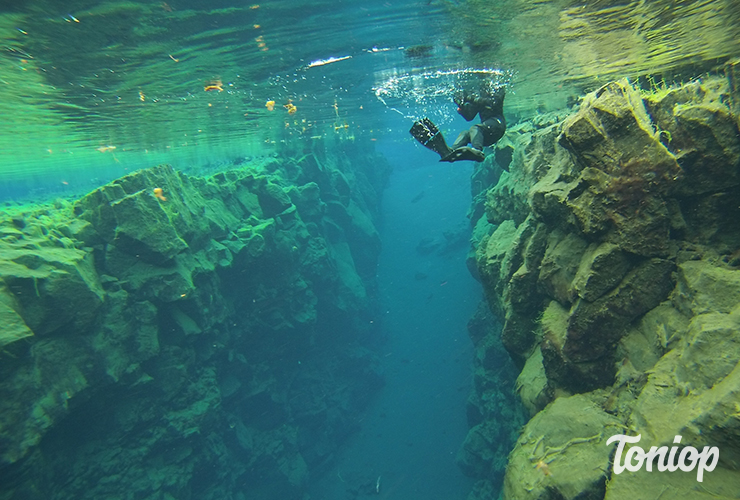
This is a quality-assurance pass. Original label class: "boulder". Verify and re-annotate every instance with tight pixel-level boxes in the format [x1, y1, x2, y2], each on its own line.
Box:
[537, 229, 589, 305]
[566, 258, 675, 362]
[572, 242, 631, 302]
[673, 260, 740, 316]
[503, 393, 622, 500]
[629, 306, 740, 474]
[0, 246, 103, 336]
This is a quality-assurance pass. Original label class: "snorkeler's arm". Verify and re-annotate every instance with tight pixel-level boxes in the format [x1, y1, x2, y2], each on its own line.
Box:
[457, 100, 479, 121]
[491, 86, 505, 107]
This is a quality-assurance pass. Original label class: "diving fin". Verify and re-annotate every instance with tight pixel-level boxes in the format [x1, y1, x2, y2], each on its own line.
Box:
[409, 118, 452, 159]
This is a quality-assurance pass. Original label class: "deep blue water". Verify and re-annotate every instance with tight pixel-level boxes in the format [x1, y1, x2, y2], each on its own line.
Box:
[307, 119, 482, 499]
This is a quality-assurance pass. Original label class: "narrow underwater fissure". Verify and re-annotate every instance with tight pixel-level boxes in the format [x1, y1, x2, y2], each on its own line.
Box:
[306, 132, 488, 499]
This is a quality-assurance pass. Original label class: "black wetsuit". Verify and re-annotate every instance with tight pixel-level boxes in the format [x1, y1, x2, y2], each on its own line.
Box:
[451, 87, 506, 151]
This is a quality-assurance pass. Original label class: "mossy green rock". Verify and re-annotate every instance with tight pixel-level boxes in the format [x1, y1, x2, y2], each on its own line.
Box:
[503, 393, 622, 500]
[674, 260, 740, 315]
[644, 77, 740, 197]
[109, 191, 188, 264]
[0, 246, 103, 335]
[468, 76, 740, 500]
[516, 347, 551, 416]
[605, 465, 740, 500]
[0, 294, 34, 349]
[259, 181, 292, 217]
[629, 308, 740, 473]
[565, 258, 675, 362]
[560, 79, 679, 182]
[0, 141, 390, 500]
[537, 230, 589, 305]
[572, 242, 630, 301]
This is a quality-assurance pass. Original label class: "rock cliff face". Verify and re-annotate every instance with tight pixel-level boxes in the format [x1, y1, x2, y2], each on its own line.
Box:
[464, 62, 740, 499]
[0, 142, 390, 500]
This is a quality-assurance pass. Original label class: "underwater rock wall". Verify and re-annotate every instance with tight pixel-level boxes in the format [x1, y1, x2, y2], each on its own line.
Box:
[464, 63, 740, 499]
[0, 142, 390, 500]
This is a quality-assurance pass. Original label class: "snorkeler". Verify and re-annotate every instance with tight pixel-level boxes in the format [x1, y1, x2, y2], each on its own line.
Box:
[409, 85, 506, 162]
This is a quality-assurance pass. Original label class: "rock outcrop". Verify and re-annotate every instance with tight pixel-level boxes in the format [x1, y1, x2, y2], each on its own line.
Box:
[0, 142, 390, 500]
[463, 65, 740, 499]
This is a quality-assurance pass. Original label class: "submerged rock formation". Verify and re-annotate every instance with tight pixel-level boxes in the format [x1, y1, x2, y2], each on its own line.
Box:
[0, 143, 390, 500]
[464, 62, 740, 499]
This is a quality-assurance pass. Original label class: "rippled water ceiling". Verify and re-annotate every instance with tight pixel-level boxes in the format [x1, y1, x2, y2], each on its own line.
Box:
[1, 0, 738, 185]
[448, 0, 740, 111]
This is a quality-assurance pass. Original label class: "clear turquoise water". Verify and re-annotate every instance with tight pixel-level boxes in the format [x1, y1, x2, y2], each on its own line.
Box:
[2, 2, 740, 499]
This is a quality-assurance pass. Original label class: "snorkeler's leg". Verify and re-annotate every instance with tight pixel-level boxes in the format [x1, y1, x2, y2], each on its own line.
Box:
[470, 125, 485, 150]
[441, 126, 484, 162]
[451, 129, 471, 150]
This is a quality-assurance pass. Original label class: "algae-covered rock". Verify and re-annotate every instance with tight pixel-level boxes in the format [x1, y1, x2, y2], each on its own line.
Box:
[515, 347, 551, 416]
[673, 260, 740, 316]
[290, 181, 324, 222]
[537, 229, 589, 305]
[539, 258, 674, 393]
[457, 420, 506, 478]
[605, 465, 740, 500]
[467, 76, 740, 500]
[503, 393, 623, 500]
[110, 191, 189, 264]
[559, 79, 679, 182]
[540, 299, 616, 392]
[477, 216, 550, 362]
[566, 258, 675, 362]
[554, 79, 684, 257]
[643, 78, 740, 197]
[485, 122, 565, 226]
[727, 59, 740, 130]
[259, 181, 293, 217]
[0, 290, 34, 350]
[572, 242, 630, 302]
[629, 308, 740, 472]
[637, 301, 689, 351]
[0, 246, 104, 336]
[0, 142, 389, 500]
[477, 220, 520, 318]
[75, 164, 214, 254]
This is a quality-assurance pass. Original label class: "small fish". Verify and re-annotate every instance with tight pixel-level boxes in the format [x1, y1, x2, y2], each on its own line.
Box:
[153, 187, 167, 201]
[204, 79, 223, 92]
[64, 14, 80, 23]
[96, 145, 116, 153]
